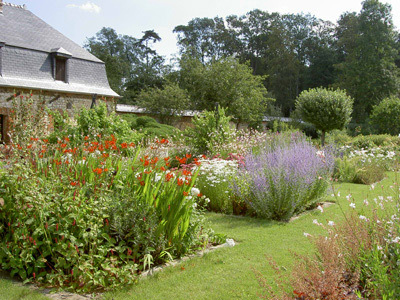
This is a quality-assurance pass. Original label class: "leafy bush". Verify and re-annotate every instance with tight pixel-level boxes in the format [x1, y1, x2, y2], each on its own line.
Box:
[333, 156, 386, 184]
[185, 107, 234, 155]
[0, 104, 218, 291]
[233, 135, 334, 221]
[136, 81, 190, 125]
[370, 96, 400, 135]
[47, 103, 144, 145]
[121, 115, 179, 139]
[350, 134, 400, 149]
[296, 87, 353, 146]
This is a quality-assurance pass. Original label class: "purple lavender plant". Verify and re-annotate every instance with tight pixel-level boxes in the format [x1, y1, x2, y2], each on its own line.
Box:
[233, 135, 334, 221]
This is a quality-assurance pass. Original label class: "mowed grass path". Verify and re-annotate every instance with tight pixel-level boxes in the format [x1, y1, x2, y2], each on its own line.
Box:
[1, 173, 396, 300]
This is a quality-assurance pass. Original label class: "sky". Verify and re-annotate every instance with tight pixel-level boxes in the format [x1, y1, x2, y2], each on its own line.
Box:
[6, 0, 400, 61]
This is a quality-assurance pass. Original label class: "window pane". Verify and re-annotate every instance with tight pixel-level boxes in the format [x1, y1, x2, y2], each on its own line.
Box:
[56, 58, 66, 81]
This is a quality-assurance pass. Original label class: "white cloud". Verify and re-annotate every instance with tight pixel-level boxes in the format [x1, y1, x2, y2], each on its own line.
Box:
[66, 2, 101, 14]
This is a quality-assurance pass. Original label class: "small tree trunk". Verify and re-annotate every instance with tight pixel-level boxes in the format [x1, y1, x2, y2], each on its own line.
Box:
[321, 131, 326, 147]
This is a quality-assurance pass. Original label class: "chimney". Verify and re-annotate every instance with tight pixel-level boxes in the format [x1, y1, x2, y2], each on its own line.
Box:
[0, 0, 3, 15]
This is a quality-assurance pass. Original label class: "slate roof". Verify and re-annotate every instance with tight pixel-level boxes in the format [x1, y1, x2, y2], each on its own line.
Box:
[0, 3, 119, 97]
[0, 3, 102, 63]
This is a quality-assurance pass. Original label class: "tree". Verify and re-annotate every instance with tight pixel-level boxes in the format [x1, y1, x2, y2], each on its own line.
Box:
[178, 56, 271, 127]
[136, 82, 189, 125]
[295, 88, 353, 146]
[334, 0, 399, 121]
[85, 28, 131, 95]
[370, 96, 400, 135]
[85, 28, 167, 104]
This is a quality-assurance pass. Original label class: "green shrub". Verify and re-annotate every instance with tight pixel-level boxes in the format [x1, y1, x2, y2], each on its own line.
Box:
[370, 96, 400, 135]
[333, 156, 386, 184]
[47, 104, 144, 145]
[0, 133, 215, 291]
[185, 107, 234, 155]
[350, 134, 400, 149]
[295, 87, 353, 146]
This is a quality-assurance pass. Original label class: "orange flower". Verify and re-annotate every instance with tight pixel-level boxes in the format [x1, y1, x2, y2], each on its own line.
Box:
[177, 178, 184, 186]
[186, 154, 192, 159]
[84, 136, 89, 141]
[102, 153, 109, 158]
[160, 166, 166, 171]
[183, 191, 189, 196]
[182, 170, 192, 176]
[140, 181, 145, 186]
[129, 142, 135, 147]
[93, 168, 103, 175]
[64, 137, 70, 142]
[120, 143, 128, 149]
[70, 181, 78, 186]
[164, 157, 170, 162]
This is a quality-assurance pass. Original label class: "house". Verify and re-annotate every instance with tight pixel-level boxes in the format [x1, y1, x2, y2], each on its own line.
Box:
[0, 1, 119, 143]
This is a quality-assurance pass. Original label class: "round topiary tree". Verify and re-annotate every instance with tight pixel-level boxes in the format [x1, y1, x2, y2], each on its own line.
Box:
[295, 88, 353, 146]
[370, 96, 400, 135]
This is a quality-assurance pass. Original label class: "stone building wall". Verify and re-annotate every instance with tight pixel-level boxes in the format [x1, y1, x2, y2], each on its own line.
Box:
[0, 87, 115, 143]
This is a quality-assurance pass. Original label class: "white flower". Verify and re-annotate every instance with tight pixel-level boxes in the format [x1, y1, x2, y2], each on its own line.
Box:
[363, 199, 369, 206]
[350, 203, 356, 209]
[316, 150, 325, 158]
[191, 187, 200, 196]
[313, 219, 322, 226]
[226, 238, 235, 247]
[327, 221, 335, 226]
[317, 205, 324, 213]
[377, 245, 383, 251]
[154, 174, 162, 182]
[371, 183, 375, 190]
[303, 232, 311, 237]
[359, 215, 368, 221]
[346, 194, 352, 201]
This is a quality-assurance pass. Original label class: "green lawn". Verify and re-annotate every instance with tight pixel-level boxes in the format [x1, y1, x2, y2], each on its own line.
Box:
[1, 173, 397, 300]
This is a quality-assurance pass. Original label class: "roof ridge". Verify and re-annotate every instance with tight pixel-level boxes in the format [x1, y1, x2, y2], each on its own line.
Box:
[3, 2, 26, 9]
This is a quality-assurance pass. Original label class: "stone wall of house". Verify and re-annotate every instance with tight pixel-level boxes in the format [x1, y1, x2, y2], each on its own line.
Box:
[0, 87, 115, 143]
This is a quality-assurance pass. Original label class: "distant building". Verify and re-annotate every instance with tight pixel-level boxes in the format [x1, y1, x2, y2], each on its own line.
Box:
[0, 1, 119, 143]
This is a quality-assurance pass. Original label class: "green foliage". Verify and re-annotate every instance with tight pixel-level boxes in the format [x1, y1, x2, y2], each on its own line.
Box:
[0, 102, 215, 292]
[334, 0, 399, 120]
[333, 156, 386, 185]
[120, 115, 179, 139]
[178, 56, 271, 125]
[370, 96, 400, 135]
[185, 107, 234, 154]
[136, 82, 190, 125]
[350, 134, 400, 149]
[85, 28, 166, 103]
[47, 104, 144, 145]
[296, 87, 353, 145]
[8, 94, 48, 146]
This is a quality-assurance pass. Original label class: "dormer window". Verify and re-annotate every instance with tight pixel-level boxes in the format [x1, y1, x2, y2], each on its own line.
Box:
[0, 42, 4, 77]
[55, 57, 66, 81]
[51, 47, 72, 83]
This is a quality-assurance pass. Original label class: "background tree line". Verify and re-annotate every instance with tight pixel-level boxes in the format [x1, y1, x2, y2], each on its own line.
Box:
[85, 0, 400, 130]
